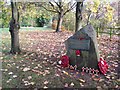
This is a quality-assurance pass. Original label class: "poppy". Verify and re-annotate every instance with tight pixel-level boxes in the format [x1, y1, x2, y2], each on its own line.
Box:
[60, 55, 69, 68]
[98, 57, 108, 75]
[75, 50, 81, 56]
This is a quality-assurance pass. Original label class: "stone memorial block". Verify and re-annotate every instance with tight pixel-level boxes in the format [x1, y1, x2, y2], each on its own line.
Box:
[66, 36, 90, 50]
[65, 24, 100, 70]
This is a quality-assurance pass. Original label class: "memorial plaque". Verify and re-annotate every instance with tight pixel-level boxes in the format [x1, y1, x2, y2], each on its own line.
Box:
[66, 38, 90, 50]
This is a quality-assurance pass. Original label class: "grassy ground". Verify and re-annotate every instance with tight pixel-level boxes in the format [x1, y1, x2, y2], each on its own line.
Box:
[0, 27, 53, 31]
[1, 29, 119, 89]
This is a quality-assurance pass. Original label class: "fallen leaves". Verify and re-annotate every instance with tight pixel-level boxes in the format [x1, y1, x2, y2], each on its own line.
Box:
[0, 57, 3, 59]
[1, 69, 8, 72]
[28, 76, 32, 80]
[55, 73, 60, 77]
[92, 77, 100, 81]
[70, 82, 74, 87]
[16, 66, 19, 69]
[2, 30, 119, 88]
[99, 78, 104, 82]
[30, 82, 35, 85]
[22, 79, 35, 86]
[62, 70, 69, 75]
[43, 86, 48, 89]
[105, 75, 111, 79]
[116, 79, 120, 82]
[23, 67, 30, 72]
[43, 81, 49, 85]
[80, 83, 84, 87]
[7, 64, 12, 67]
[34, 66, 38, 69]
[91, 75, 100, 81]
[97, 86, 102, 89]
[8, 72, 13, 75]
[43, 70, 50, 76]
[44, 70, 50, 75]
[13, 75, 17, 78]
[79, 79, 86, 83]
[31, 69, 50, 76]
[64, 83, 69, 87]
[31, 69, 43, 75]
[6, 79, 12, 83]
[64, 82, 75, 88]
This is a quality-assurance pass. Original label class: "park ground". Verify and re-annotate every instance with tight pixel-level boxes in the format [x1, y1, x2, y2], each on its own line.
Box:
[1, 28, 120, 89]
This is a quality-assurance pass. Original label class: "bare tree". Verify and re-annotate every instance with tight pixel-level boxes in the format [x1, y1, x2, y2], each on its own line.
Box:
[9, 0, 20, 54]
[41, 0, 76, 32]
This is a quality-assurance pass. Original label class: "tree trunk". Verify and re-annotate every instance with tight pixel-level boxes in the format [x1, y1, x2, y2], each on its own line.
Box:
[75, 2, 83, 32]
[87, 10, 91, 25]
[56, 12, 63, 32]
[9, 1, 20, 54]
[9, 27, 20, 54]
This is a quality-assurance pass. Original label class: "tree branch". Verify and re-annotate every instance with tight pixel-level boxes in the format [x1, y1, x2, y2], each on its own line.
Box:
[49, 1, 60, 13]
[53, 0, 61, 9]
[41, 5, 58, 13]
[49, 2, 55, 8]
[63, 2, 76, 16]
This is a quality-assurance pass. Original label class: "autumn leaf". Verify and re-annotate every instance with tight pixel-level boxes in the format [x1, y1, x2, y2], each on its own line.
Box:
[6, 79, 12, 83]
[34, 67, 38, 69]
[28, 76, 32, 80]
[64, 83, 68, 87]
[79, 79, 85, 83]
[97, 86, 102, 89]
[31, 69, 43, 75]
[92, 77, 100, 81]
[16, 66, 19, 69]
[8, 72, 13, 75]
[43, 81, 49, 85]
[23, 67, 30, 72]
[43, 86, 48, 89]
[62, 70, 69, 75]
[70, 82, 74, 87]
[99, 78, 104, 82]
[55, 73, 60, 77]
[44, 70, 50, 74]
[30, 82, 35, 85]
[80, 83, 84, 87]
[13, 75, 17, 78]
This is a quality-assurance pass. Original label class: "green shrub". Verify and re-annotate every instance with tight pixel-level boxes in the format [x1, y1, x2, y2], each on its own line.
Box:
[36, 15, 49, 27]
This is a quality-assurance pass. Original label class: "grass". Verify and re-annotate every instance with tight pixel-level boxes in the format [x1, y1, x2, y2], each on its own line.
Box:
[2, 53, 81, 88]
[1, 30, 82, 88]
[0, 27, 53, 31]
[1, 29, 119, 89]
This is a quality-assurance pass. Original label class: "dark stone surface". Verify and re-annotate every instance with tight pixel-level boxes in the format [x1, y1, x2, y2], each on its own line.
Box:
[66, 37, 90, 51]
[65, 24, 100, 70]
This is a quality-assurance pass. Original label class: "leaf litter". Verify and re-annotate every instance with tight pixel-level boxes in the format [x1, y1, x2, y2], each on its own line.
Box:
[2, 30, 119, 88]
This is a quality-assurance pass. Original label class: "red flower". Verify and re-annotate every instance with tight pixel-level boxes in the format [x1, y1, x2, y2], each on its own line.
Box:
[60, 55, 69, 68]
[75, 50, 81, 56]
[79, 37, 84, 40]
[98, 57, 108, 75]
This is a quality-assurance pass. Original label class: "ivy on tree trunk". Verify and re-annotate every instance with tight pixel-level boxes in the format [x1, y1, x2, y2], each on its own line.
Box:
[9, 0, 20, 54]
